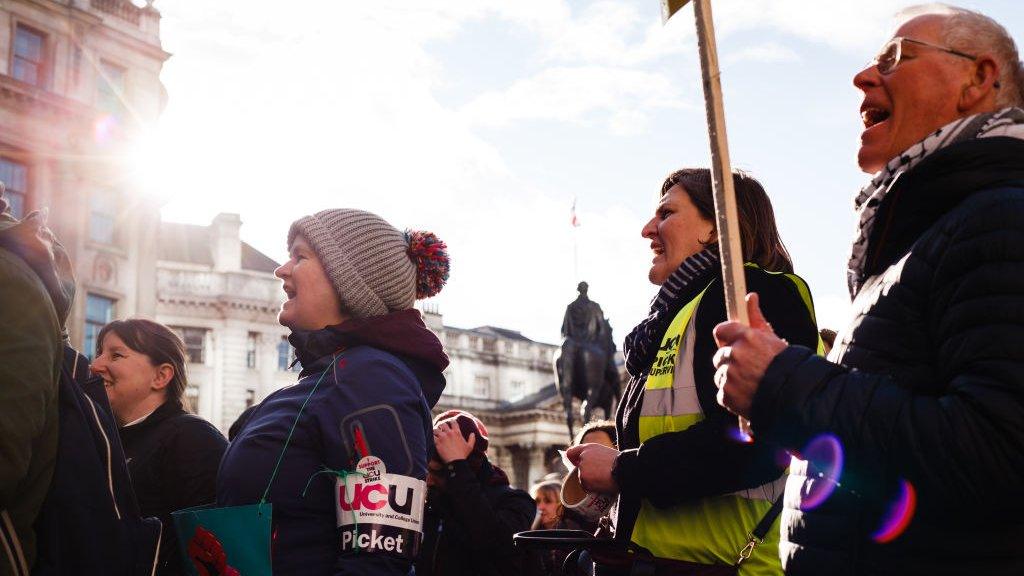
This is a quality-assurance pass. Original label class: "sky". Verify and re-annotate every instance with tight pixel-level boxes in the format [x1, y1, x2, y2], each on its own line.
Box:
[144, 0, 1024, 345]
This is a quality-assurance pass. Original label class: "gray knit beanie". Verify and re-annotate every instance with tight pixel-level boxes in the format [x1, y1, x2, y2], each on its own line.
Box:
[288, 209, 449, 319]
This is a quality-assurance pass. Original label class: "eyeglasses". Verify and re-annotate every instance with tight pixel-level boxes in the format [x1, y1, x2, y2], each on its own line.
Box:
[870, 36, 978, 75]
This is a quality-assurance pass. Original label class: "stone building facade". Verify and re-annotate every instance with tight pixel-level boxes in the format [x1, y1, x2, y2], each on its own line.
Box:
[155, 213, 296, 432]
[424, 308, 576, 489]
[0, 0, 169, 355]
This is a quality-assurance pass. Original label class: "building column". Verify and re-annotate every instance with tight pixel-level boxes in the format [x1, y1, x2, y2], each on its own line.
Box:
[527, 445, 547, 489]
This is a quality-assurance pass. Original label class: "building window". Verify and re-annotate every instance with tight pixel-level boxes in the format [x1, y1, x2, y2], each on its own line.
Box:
[0, 159, 28, 219]
[510, 380, 525, 399]
[277, 336, 300, 371]
[503, 341, 514, 355]
[246, 332, 259, 369]
[84, 294, 115, 358]
[473, 376, 490, 398]
[13, 25, 47, 88]
[89, 190, 117, 244]
[173, 327, 207, 364]
[245, 388, 256, 409]
[186, 384, 200, 412]
[277, 337, 289, 370]
[96, 60, 127, 115]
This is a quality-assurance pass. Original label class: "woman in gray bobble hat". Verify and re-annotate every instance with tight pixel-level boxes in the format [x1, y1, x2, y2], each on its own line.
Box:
[215, 208, 451, 576]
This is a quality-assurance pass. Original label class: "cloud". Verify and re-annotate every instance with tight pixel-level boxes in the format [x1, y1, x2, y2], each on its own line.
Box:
[724, 42, 801, 66]
[149, 0, 924, 346]
[714, 0, 908, 52]
[460, 66, 687, 133]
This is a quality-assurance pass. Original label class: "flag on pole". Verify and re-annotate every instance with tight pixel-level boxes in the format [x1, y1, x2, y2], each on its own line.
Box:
[570, 198, 581, 227]
[661, 0, 692, 23]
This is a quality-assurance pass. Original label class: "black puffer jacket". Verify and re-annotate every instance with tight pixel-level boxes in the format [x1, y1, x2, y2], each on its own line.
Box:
[753, 136, 1024, 575]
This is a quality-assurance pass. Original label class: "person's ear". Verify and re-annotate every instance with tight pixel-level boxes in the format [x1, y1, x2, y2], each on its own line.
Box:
[701, 225, 718, 245]
[152, 363, 174, 391]
[960, 55, 1000, 112]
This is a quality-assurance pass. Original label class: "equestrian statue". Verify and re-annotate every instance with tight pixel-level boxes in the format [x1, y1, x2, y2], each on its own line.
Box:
[554, 281, 621, 439]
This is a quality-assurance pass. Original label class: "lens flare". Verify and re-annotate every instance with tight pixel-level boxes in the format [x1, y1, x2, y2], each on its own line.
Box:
[728, 427, 753, 444]
[94, 114, 120, 144]
[872, 480, 917, 544]
[800, 434, 844, 510]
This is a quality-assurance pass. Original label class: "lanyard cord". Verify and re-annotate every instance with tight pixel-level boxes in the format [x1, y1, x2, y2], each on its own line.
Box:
[301, 466, 366, 554]
[258, 353, 339, 514]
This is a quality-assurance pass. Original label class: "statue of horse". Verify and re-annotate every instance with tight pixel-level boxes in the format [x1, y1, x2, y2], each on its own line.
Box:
[554, 321, 621, 440]
[555, 282, 622, 439]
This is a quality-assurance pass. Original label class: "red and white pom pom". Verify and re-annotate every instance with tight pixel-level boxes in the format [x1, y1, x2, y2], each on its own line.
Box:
[405, 230, 450, 299]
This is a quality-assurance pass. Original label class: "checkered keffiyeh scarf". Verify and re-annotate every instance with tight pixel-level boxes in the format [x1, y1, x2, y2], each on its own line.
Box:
[847, 107, 1024, 296]
[623, 247, 719, 379]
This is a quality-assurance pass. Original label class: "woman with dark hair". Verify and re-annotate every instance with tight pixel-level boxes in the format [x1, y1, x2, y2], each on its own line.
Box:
[573, 419, 617, 449]
[217, 209, 451, 575]
[90, 318, 227, 576]
[567, 169, 821, 576]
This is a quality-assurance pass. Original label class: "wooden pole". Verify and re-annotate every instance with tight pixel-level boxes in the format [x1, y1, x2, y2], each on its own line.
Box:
[691, 0, 753, 436]
[693, 0, 747, 327]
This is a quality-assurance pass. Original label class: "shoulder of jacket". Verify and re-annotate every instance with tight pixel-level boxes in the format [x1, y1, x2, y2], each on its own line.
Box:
[939, 185, 1024, 236]
[163, 411, 226, 444]
[338, 346, 417, 381]
[0, 246, 56, 309]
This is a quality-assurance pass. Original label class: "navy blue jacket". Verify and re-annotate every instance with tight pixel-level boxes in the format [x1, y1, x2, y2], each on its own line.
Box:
[217, 310, 447, 576]
[32, 347, 162, 576]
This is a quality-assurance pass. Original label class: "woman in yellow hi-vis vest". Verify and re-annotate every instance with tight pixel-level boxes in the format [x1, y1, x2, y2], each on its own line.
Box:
[568, 168, 821, 576]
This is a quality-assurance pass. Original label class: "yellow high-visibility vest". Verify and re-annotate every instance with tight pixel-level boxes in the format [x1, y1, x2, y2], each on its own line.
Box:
[631, 266, 822, 576]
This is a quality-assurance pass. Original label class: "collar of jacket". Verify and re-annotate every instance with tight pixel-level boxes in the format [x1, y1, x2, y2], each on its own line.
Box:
[861, 136, 1024, 279]
[287, 309, 449, 408]
[119, 400, 186, 435]
[288, 309, 449, 374]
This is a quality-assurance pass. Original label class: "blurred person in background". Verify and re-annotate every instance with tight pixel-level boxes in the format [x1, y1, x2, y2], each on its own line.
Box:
[417, 410, 539, 576]
[531, 480, 586, 575]
[573, 420, 617, 450]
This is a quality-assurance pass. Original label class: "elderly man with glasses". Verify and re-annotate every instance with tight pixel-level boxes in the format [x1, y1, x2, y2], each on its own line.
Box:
[713, 4, 1024, 576]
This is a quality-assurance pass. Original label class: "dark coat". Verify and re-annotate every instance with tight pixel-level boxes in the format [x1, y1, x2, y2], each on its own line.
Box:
[613, 266, 820, 542]
[753, 137, 1024, 575]
[217, 310, 447, 576]
[416, 459, 539, 576]
[0, 209, 63, 576]
[32, 347, 162, 576]
[121, 401, 226, 575]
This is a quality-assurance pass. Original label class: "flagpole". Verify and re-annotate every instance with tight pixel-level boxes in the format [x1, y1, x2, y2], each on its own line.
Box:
[571, 197, 581, 282]
[574, 233, 579, 283]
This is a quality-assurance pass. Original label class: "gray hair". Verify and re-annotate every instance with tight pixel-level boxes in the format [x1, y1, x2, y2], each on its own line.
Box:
[897, 4, 1024, 108]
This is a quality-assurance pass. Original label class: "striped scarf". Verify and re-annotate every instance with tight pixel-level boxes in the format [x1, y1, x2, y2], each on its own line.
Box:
[622, 247, 720, 379]
[847, 107, 1024, 296]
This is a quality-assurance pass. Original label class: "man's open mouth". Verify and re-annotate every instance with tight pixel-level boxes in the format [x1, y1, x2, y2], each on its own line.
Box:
[862, 106, 891, 128]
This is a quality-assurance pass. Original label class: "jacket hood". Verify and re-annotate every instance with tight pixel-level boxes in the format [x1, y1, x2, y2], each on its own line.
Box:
[289, 308, 448, 407]
[0, 206, 76, 338]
